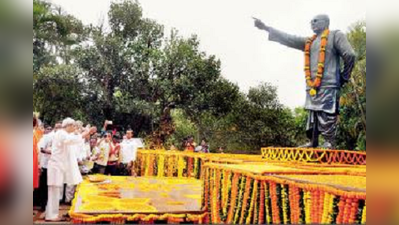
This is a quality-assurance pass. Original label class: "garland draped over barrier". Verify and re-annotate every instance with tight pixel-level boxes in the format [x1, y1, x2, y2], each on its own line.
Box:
[136, 150, 254, 179]
[136, 151, 205, 179]
[202, 164, 366, 224]
[261, 148, 366, 165]
[137, 149, 366, 180]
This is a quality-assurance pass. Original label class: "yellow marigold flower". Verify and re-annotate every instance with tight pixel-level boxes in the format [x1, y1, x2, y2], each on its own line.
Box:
[309, 88, 317, 96]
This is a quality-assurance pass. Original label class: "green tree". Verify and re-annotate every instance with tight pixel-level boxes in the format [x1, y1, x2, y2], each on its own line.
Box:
[336, 21, 366, 150]
[185, 82, 299, 154]
[33, 65, 86, 125]
[292, 107, 308, 145]
[166, 109, 198, 149]
[72, 0, 235, 138]
[33, 0, 84, 72]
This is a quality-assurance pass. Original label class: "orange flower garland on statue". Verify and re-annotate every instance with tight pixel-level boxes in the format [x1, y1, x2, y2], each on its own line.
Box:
[304, 29, 330, 96]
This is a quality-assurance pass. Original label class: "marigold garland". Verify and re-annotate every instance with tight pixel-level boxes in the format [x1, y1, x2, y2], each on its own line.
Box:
[221, 171, 232, 221]
[361, 203, 366, 224]
[258, 182, 265, 224]
[221, 170, 227, 212]
[209, 169, 216, 223]
[246, 180, 258, 224]
[336, 197, 346, 224]
[348, 198, 359, 224]
[177, 156, 185, 178]
[318, 190, 325, 224]
[321, 193, 331, 223]
[206, 169, 212, 223]
[264, 181, 272, 224]
[281, 184, 290, 224]
[157, 155, 165, 177]
[304, 29, 330, 96]
[194, 157, 199, 178]
[167, 155, 175, 177]
[239, 177, 252, 224]
[187, 157, 194, 177]
[213, 169, 222, 224]
[226, 173, 240, 223]
[276, 183, 284, 223]
[261, 147, 366, 165]
[253, 181, 259, 224]
[327, 194, 336, 224]
[288, 185, 296, 224]
[149, 154, 155, 175]
[304, 191, 312, 224]
[310, 190, 318, 223]
[342, 197, 353, 224]
[233, 175, 246, 224]
[270, 182, 281, 224]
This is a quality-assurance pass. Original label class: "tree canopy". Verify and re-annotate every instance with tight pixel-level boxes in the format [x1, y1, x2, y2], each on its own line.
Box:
[33, 0, 366, 152]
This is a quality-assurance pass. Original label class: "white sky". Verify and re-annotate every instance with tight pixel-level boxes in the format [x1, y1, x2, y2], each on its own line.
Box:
[49, 0, 366, 109]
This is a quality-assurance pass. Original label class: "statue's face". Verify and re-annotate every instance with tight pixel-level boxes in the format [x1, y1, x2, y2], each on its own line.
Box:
[311, 15, 329, 34]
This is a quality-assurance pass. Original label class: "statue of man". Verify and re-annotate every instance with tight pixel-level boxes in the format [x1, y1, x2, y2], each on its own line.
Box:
[254, 14, 356, 149]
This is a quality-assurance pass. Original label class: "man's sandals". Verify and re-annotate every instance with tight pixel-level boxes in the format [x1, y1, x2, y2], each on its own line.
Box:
[45, 217, 68, 222]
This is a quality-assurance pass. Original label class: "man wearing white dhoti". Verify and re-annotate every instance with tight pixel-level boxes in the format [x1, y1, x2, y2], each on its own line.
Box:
[45, 118, 96, 222]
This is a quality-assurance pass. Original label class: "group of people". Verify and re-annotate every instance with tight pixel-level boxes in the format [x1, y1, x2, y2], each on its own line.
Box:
[33, 117, 143, 222]
[183, 136, 209, 153]
[170, 136, 225, 153]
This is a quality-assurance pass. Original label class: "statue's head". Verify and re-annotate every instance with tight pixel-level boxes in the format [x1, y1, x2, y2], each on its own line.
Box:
[311, 14, 330, 34]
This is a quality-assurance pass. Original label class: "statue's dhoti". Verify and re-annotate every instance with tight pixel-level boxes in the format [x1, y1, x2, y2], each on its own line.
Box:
[306, 111, 338, 145]
[304, 88, 340, 148]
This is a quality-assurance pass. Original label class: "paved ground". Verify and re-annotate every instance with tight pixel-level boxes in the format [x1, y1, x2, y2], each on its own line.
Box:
[33, 205, 71, 224]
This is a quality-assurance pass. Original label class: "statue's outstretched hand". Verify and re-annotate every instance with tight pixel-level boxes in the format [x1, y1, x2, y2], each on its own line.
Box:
[253, 17, 270, 32]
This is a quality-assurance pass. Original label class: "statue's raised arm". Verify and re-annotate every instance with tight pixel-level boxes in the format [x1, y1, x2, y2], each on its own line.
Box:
[253, 17, 307, 51]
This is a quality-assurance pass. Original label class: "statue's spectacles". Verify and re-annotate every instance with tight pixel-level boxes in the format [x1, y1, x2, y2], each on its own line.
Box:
[311, 19, 325, 23]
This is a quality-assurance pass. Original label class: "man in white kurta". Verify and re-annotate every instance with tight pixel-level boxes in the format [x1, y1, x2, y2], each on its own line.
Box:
[45, 118, 95, 221]
[65, 131, 85, 204]
[118, 130, 143, 175]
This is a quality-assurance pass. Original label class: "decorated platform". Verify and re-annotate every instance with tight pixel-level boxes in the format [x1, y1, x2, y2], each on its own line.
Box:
[69, 176, 205, 223]
[202, 163, 366, 224]
[261, 147, 366, 165]
[68, 148, 366, 224]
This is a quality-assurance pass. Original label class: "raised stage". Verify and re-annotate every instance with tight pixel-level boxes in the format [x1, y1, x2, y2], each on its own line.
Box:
[70, 176, 205, 223]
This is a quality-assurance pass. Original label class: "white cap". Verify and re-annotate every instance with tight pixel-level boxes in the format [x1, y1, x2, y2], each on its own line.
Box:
[62, 118, 75, 128]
